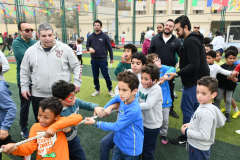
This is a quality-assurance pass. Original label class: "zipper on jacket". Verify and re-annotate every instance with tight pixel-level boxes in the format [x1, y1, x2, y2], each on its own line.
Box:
[131, 123, 136, 156]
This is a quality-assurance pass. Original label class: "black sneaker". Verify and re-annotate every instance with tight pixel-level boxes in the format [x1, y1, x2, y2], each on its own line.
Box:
[21, 127, 29, 139]
[169, 136, 187, 145]
[169, 110, 179, 118]
[225, 113, 231, 122]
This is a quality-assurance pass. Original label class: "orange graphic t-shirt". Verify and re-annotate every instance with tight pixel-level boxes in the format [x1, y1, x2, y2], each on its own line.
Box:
[12, 114, 82, 160]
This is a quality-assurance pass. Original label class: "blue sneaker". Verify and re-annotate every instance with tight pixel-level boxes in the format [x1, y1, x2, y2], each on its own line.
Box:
[21, 127, 29, 139]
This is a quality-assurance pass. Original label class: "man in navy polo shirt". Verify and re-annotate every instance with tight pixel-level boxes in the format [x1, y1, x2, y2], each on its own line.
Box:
[86, 19, 115, 97]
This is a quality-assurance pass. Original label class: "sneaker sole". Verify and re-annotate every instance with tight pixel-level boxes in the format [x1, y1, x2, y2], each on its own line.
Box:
[21, 132, 28, 139]
[161, 140, 168, 144]
[91, 93, 101, 97]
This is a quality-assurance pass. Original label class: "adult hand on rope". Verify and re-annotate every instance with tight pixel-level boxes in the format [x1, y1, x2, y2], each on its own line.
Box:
[45, 128, 56, 138]
[94, 107, 105, 118]
[1, 143, 17, 154]
[165, 73, 177, 80]
[0, 129, 9, 140]
[21, 91, 31, 100]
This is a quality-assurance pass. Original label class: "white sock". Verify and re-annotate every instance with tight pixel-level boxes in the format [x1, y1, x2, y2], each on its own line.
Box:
[234, 106, 239, 112]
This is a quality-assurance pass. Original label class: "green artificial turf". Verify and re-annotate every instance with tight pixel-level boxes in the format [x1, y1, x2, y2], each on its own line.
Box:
[2, 50, 240, 160]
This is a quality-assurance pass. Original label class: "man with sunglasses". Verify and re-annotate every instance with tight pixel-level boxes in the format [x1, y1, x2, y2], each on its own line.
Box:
[193, 24, 204, 38]
[20, 23, 82, 129]
[12, 22, 37, 139]
[148, 19, 182, 119]
[166, 15, 209, 145]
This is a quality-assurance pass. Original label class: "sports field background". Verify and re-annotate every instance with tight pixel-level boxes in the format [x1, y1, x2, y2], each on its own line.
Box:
[2, 48, 240, 160]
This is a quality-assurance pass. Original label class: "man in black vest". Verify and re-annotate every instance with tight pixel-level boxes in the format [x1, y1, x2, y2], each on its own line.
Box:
[148, 19, 182, 119]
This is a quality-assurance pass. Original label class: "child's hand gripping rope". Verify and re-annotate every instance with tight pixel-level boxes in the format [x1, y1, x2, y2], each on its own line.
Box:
[157, 65, 179, 85]
[0, 109, 117, 153]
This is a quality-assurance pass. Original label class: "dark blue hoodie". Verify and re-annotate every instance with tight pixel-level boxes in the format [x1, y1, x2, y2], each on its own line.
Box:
[86, 31, 113, 61]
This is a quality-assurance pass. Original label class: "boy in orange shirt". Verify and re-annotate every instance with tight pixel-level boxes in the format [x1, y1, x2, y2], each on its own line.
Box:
[1, 97, 82, 160]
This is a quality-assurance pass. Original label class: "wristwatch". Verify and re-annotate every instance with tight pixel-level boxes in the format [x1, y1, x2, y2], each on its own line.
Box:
[92, 121, 98, 128]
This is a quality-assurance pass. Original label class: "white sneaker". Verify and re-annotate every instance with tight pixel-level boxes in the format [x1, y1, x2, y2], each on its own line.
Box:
[236, 130, 240, 134]
[23, 155, 31, 160]
[108, 90, 115, 98]
[91, 90, 101, 96]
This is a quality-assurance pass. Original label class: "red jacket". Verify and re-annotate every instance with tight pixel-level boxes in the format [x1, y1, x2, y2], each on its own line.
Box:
[111, 41, 115, 48]
[234, 63, 240, 72]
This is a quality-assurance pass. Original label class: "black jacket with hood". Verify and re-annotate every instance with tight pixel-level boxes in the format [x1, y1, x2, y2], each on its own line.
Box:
[147, 34, 182, 67]
[176, 32, 210, 88]
[217, 63, 239, 91]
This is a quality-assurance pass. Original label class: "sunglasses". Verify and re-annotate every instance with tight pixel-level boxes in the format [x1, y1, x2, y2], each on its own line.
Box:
[65, 94, 75, 103]
[174, 28, 180, 32]
[21, 28, 34, 33]
[194, 27, 200, 29]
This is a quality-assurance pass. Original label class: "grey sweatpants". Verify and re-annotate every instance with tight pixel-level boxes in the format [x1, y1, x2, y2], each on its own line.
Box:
[160, 107, 170, 137]
[215, 88, 233, 114]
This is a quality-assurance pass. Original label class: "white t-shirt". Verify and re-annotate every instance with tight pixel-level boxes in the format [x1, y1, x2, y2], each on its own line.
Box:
[208, 32, 212, 38]
[121, 34, 125, 39]
[163, 35, 172, 43]
[211, 36, 225, 50]
[76, 44, 82, 55]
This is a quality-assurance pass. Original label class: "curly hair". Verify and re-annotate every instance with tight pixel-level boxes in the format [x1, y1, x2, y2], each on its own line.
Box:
[146, 53, 158, 65]
[204, 37, 211, 45]
[116, 71, 139, 91]
[141, 64, 160, 81]
[39, 97, 63, 116]
[197, 76, 218, 94]
[124, 44, 138, 54]
[225, 46, 238, 56]
[52, 80, 76, 100]
[131, 52, 146, 65]
[206, 50, 216, 58]
[225, 50, 236, 59]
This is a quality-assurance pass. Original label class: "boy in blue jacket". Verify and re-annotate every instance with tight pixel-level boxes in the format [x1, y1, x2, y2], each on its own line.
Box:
[0, 64, 17, 160]
[146, 54, 176, 144]
[85, 71, 144, 160]
[51, 80, 105, 160]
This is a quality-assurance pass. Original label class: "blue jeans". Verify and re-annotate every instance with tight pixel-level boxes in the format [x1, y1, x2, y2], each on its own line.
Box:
[112, 146, 139, 160]
[91, 59, 112, 91]
[68, 136, 86, 160]
[100, 131, 115, 160]
[142, 127, 161, 160]
[189, 144, 211, 160]
[181, 85, 199, 136]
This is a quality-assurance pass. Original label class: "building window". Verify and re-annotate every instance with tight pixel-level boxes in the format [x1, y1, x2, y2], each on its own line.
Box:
[156, 10, 166, 14]
[173, 10, 183, 14]
[193, 10, 203, 14]
[136, 11, 146, 15]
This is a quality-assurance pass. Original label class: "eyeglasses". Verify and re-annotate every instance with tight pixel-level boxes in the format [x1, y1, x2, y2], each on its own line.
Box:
[194, 27, 200, 29]
[21, 28, 33, 33]
[65, 94, 75, 103]
[174, 28, 180, 32]
[153, 58, 161, 62]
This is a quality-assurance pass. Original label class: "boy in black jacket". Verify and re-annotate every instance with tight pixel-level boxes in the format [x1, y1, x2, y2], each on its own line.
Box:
[215, 50, 239, 122]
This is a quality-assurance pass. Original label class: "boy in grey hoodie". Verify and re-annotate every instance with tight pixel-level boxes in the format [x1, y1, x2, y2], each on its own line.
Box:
[181, 76, 226, 160]
[138, 64, 163, 160]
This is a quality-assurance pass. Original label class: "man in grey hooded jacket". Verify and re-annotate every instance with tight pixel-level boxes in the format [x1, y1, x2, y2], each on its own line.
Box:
[20, 23, 82, 122]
